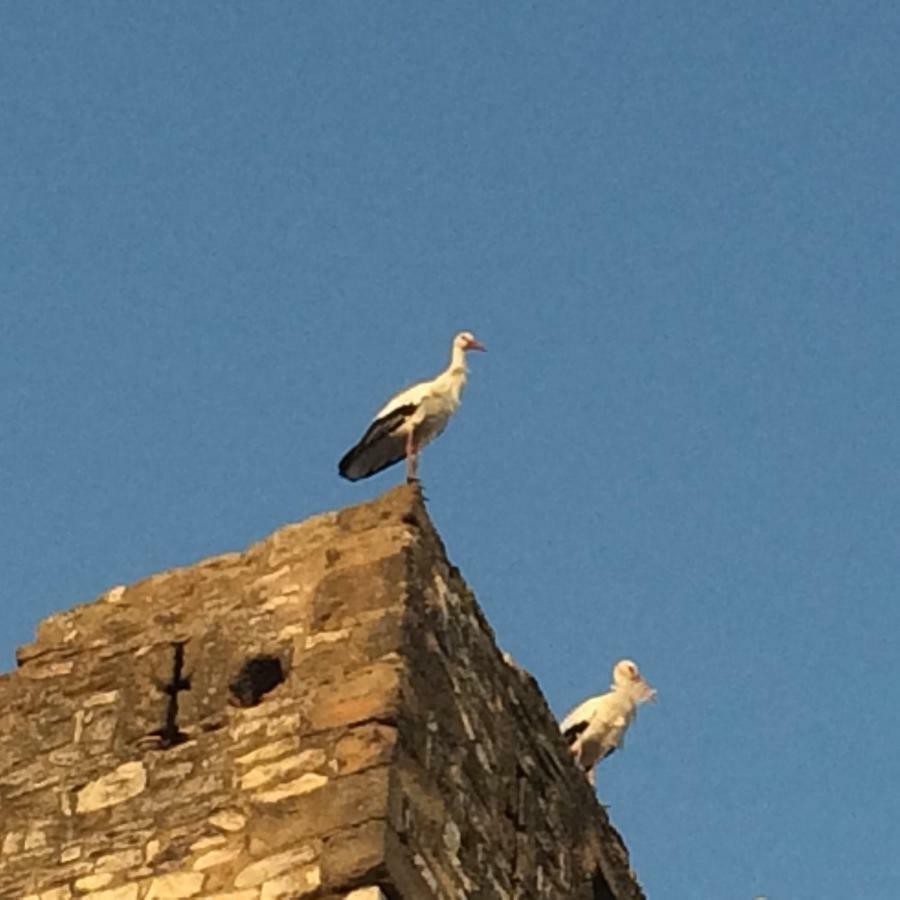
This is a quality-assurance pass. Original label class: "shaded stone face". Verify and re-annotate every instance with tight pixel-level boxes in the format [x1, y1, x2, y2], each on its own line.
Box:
[0, 485, 644, 900]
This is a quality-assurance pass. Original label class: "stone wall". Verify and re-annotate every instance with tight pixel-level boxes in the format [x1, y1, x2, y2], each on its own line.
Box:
[0, 485, 644, 900]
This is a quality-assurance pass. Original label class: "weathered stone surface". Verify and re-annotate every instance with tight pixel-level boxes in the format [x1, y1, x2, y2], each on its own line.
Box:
[208, 811, 246, 833]
[75, 762, 147, 813]
[0, 484, 644, 899]
[95, 848, 144, 873]
[74, 873, 114, 891]
[196, 892, 258, 900]
[80, 885, 139, 900]
[190, 835, 227, 851]
[254, 772, 329, 803]
[23, 889, 72, 900]
[234, 847, 318, 889]
[1, 832, 23, 856]
[239, 749, 327, 790]
[193, 846, 242, 870]
[145, 871, 206, 898]
[344, 888, 388, 900]
[333, 723, 396, 775]
[320, 820, 385, 886]
[258, 863, 320, 898]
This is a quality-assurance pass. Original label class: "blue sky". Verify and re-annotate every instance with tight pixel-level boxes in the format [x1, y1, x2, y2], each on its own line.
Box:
[2, 3, 898, 897]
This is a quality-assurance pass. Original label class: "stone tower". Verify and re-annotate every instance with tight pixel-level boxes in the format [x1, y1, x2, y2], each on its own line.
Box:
[0, 485, 645, 900]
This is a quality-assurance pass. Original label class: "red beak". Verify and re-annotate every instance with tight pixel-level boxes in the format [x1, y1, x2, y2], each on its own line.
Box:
[466, 338, 487, 352]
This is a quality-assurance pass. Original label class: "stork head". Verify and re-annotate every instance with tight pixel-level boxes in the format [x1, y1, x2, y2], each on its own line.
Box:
[454, 331, 486, 353]
[611, 659, 656, 703]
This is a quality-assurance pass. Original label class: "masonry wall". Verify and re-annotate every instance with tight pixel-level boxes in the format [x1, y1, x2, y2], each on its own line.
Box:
[0, 485, 644, 900]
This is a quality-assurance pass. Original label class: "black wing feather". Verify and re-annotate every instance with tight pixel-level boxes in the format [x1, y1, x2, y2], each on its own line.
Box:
[357, 404, 417, 448]
[338, 404, 417, 481]
[562, 720, 589, 746]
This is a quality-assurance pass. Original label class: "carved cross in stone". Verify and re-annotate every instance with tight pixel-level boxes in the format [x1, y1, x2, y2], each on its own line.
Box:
[153, 641, 191, 748]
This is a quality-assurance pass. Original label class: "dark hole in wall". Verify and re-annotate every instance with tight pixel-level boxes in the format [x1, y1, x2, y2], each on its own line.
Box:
[229, 655, 285, 707]
[591, 868, 616, 900]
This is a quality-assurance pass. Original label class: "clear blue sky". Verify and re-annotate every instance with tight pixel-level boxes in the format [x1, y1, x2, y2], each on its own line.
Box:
[3, 3, 898, 897]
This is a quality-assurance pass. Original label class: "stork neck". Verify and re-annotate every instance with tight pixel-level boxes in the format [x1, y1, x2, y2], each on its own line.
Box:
[447, 342, 468, 378]
[434, 343, 468, 402]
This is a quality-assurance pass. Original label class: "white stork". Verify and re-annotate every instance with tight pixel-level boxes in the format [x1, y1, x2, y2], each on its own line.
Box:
[338, 330, 486, 482]
[560, 659, 656, 786]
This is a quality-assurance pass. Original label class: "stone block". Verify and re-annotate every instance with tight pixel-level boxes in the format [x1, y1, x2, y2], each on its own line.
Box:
[74, 873, 114, 891]
[239, 749, 327, 790]
[208, 810, 247, 833]
[80, 885, 139, 900]
[192, 846, 241, 870]
[344, 888, 388, 900]
[234, 846, 318, 889]
[75, 762, 146, 814]
[145, 871, 206, 898]
[258, 864, 320, 899]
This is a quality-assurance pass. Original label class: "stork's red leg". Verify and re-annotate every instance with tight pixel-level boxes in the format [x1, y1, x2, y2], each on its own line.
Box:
[405, 431, 418, 481]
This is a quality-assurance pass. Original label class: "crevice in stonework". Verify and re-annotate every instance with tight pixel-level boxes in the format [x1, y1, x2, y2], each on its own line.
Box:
[592, 868, 616, 900]
[397, 795, 414, 842]
[228, 654, 285, 707]
[148, 641, 191, 749]
[509, 762, 530, 891]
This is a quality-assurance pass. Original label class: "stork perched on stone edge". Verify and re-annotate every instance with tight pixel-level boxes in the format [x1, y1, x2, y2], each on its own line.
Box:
[560, 659, 656, 786]
[338, 331, 486, 482]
